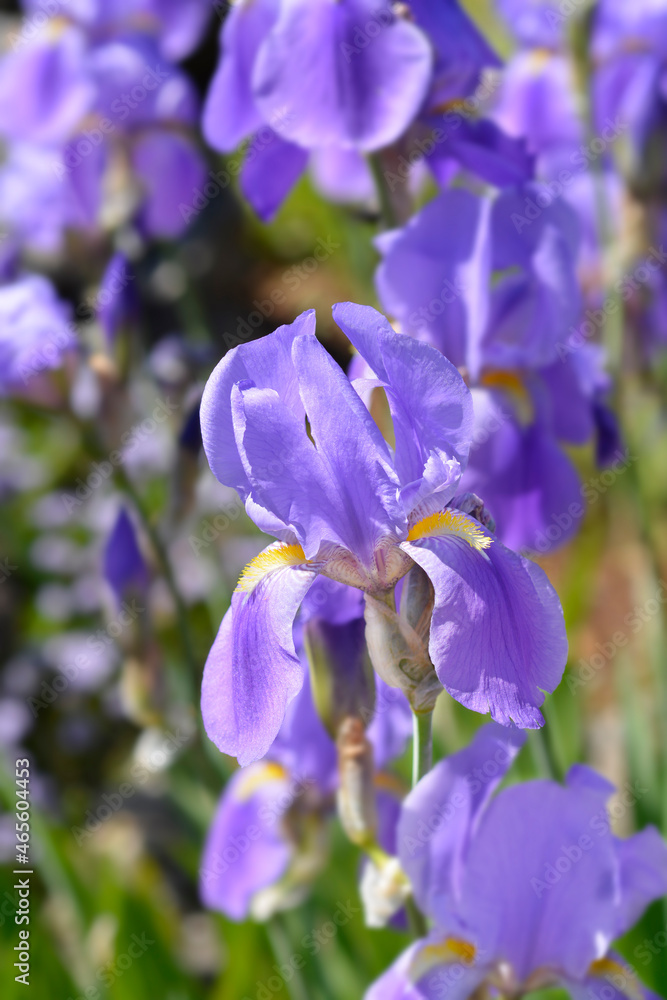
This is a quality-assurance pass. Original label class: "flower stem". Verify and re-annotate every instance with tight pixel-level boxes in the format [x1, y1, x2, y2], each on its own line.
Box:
[411, 710, 433, 787]
[368, 152, 401, 229]
[266, 915, 310, 1000]
[406, 895, 428, 939]
[117, 467, 198, 692]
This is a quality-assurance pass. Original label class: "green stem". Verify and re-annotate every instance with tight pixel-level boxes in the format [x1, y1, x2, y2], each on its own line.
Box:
[411, 710, 433, 787]
[530, 727, 560, 781]
[116, 467, 198, 692]
[266, 915, 310, 1000]
[80, 422, 199, 695]
[406, 896, 428, 940]
[368, 152, 401, 230]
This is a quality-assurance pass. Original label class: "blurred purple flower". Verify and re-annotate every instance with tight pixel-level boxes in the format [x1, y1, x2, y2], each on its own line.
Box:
[202, 0, 505, 219]
[20, 0, 212, 62]
[373, 186, 613, 553]
[366, 723, 667, 1000]
[593, 0, 667, 164]
[0, 273, 77, 395]
[0, 12, 207, 244]
[103, 507, 149, 606]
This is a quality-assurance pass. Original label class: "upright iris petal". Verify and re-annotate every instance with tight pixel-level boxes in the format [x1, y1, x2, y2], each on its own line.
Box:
[333, 301, 473, 512]
[252, 0, 433, 152]
[397, 722, 525, 926]
[202, 0, 281, 152]
[0, 25, 94, 145]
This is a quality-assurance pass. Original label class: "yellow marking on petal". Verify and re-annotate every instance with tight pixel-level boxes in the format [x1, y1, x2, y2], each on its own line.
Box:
[46, 16, 72, 40]
[481, 369, 535, 426]
[530, 47, 555, 71]
[481, 369, 526, 395]
[407, 510, 492, 552]
[373, 772, 407, 797]
[236, 762, 287, 802]
[235, 543, 308, 594]
[410, 937, 476, 982]
[430, 97, 471, 116]
[589, 958, 643, 1000]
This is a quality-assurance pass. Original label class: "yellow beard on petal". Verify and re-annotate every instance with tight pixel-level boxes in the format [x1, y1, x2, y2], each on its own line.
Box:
[410, 937, 477, 983]
[480, 369, 535, 426]
[235, 762, 288, 802]
[235, 543, 308, 594]
[407, 510, 492, 552]
[589, 958, 643, 1000]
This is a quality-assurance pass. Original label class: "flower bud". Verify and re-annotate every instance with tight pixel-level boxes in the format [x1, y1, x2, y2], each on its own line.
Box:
[336, 716, 378, 848]
[363, 581, 442, 714]
[303, 617, 375, 738]
[359, 854, 411, 928]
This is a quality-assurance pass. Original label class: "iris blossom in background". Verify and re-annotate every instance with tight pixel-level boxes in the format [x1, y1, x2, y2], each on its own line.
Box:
[0, 273, 77, 397]
[0, 0, 209, 246]
[366, 722, 667, 1000]
[200, 303, 567, 765]
[202, 0, 516, 218]
[374, 185, 618, 553]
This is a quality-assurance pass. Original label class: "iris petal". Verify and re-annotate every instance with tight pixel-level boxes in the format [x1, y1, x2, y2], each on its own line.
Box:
[201, 562, 316, 765]
[401, 516, 567, 728]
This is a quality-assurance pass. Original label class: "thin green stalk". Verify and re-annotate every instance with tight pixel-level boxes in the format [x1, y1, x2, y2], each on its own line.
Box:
[116, 466, 198, 695]
[368, 152, 401, 230]
[411, 710, 433, 787]
[266, 915, 310, 1000]
[529, 728, 558, 781]
[406, 896, 428, 940]
[81, 420, 199, 704]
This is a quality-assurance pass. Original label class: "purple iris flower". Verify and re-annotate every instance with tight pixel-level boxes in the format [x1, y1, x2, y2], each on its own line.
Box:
[202, 0, 507, 219]
[0, 273, 77, 396]
[19, 0, 211, 62]
[200, 579, 411, 921]
[592, 0, 667, 171]
[373, 186, 610, 553]
[366, 722, 667, 1000]
[199, 303, 567, 765]
[493, 0, 583, 164]
[375, 186, 582, 376]
[0, 12, 206, 244]
[492, 0, 623, 275]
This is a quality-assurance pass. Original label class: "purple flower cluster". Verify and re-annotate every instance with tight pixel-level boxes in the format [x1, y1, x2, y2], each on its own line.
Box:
[0, 0, 210, 250]
[192, 3, 667, 996]
[1, 0, 665, 995]
[201, 0, 535, 218]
